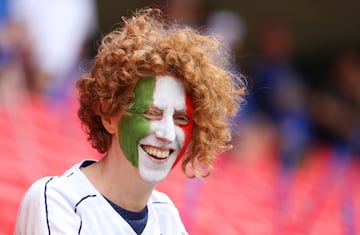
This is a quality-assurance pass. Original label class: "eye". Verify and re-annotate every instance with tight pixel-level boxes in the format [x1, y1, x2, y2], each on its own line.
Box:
[174, 113, 190, 126]
[143, 108, 162, 120]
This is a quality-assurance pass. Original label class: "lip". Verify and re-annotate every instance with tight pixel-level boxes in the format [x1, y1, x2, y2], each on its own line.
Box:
[140, 144, 175, 162]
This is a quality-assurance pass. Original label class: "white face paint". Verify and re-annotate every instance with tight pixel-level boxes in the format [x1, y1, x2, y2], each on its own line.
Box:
[137, 75, 188, 184]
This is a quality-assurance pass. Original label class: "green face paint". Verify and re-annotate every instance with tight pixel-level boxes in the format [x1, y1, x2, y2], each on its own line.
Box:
[119, 76, 155, 166]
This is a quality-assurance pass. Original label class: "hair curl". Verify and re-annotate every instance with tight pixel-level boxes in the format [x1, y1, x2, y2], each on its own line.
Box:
[77, 8, 245, 177]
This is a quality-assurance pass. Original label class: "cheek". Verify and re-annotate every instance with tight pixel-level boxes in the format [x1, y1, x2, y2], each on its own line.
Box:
[172, 94, 194, 167]
[119, 114, 150, 167]
[172, 122, 193, 167]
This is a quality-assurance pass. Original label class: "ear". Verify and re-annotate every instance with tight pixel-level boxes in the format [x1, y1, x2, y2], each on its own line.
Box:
[101, 115, 117, 134]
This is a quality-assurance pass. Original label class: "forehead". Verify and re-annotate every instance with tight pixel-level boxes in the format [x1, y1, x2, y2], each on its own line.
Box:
[152, 75, 186, 110]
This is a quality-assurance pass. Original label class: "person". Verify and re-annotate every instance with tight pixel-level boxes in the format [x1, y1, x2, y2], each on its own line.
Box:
[14, 8, 245, 235]
[310, 49, 360, 157]
[246, 18, 311, 167]
[7, 0, 98, 99]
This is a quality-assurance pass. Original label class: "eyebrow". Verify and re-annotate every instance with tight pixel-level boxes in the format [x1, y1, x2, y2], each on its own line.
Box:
[174, 109, 187, 114]
[150, 105, 186, 113]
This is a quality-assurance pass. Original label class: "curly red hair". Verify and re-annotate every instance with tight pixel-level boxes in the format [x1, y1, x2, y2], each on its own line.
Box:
[77, 8, 245, 177]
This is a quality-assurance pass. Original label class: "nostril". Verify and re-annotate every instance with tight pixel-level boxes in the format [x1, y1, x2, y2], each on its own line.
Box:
[155, 130, 164, 138]
[155, 130, 173, 143]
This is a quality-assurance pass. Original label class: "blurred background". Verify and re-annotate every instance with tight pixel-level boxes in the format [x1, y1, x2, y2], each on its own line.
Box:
[1, 0, 360, 234]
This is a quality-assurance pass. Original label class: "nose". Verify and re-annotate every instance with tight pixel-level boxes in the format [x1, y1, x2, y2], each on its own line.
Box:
[154, 117, 176, 143]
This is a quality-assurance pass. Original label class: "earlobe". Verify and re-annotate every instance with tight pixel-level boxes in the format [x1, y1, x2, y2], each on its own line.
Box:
[101, 116, 115, 134]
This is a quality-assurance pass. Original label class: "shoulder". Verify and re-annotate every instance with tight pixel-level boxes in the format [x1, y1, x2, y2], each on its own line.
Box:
[150, 189, 176, 207]
[15, 162, 98, 234]
[18, 161, 96, 214]
[17, 175, 67, 215]
[41, 161, 99, 207]
[149, 190, 188, 234]
[149, 190, 180, 219]
[16, 176, 55, 216]
[25, 176, 54, 198]
[16, 162, 87, 216]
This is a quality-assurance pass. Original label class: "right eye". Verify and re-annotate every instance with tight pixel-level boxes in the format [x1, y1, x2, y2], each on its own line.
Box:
[143, 109, 162, 120]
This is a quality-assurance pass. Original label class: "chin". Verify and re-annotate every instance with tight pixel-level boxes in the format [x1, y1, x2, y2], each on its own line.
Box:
[139, 169, 171, 184]
[137, 144, 179, 184]
[138, 154, 177, 184]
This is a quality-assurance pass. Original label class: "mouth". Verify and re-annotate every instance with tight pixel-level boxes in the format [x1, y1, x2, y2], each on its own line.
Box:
[140, 145, 174, 160]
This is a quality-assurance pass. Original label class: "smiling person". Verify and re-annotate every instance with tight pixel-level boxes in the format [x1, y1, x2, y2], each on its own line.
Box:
[14, 8, 245, 235]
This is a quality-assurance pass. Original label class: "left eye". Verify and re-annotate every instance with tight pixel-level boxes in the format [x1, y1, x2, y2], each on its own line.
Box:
[174, 114, 190, 125]
[143, 109, 162, 120]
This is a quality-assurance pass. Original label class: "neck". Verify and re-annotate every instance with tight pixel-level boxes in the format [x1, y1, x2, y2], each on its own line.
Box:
[82, 142, 155, 212]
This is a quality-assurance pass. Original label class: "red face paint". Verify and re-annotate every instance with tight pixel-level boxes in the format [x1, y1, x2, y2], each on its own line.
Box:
[172, 93, 194, 167]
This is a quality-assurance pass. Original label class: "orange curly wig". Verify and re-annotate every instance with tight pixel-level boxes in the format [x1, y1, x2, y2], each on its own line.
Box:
[77, 8, 245, 177]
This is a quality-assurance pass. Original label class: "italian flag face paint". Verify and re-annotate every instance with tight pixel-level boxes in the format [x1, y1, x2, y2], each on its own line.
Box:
[119, 76, 155, 166]
[118, 75, 194, 183]
[173, 94, 194, 167]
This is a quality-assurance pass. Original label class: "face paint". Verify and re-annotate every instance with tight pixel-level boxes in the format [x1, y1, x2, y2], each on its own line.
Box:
[172, 94, 194, 168]
[119, 76, 155, 166]
[119, 75, 194, 184]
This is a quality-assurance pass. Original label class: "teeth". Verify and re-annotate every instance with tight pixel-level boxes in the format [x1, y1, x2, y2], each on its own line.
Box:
[143, 146, 170, 159]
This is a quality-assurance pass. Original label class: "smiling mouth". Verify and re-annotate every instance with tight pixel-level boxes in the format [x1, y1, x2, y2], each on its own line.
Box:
[141, 145, 174, 160]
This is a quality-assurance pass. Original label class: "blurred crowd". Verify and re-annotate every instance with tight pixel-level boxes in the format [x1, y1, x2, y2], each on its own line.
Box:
[236, 18, 360, 166]
[0, 0, 98, 103]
